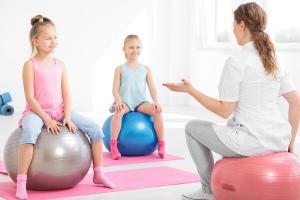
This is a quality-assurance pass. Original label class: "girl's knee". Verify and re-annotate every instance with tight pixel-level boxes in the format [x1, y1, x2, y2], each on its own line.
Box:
[89, 132, 103, 142]
[148, 110, 161, 118]
[20, 129, 40, 144]
[113, 111, 125, 119]
[86, 125, 103, 142]
[153, 111, 161, 117]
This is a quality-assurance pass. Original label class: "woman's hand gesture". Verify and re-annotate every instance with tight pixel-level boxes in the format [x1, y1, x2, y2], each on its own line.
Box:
[163, 79, 193, 93]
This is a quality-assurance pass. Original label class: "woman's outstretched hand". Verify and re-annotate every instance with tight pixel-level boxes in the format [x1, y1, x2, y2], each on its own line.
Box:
[162, 79, 193, 93]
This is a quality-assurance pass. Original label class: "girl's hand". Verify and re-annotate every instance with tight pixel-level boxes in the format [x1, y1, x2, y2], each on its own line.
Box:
[63, 118, 77, 133]
[162, 79, 193, 93]
[152, 102, 162, 113]
[114, 101, 125, 113]
[45, 118, 62, 134]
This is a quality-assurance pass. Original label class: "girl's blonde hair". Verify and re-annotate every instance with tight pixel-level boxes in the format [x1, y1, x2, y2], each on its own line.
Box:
[234, 2, 278, 78]
[29, 15, 55, 55]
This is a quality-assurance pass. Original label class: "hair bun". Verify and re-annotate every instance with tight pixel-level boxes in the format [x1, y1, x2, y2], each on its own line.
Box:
[31, 15, 44, 26]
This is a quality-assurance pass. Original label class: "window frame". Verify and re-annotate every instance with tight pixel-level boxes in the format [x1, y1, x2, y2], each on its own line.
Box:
[195, 0, 300, 51]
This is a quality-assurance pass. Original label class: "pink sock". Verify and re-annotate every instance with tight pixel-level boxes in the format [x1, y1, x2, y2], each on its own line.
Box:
[93, 167, 116, 189]
[16, 175, 28, 200]
[158, 140, 165, 158]
[110, 140, 121, 160]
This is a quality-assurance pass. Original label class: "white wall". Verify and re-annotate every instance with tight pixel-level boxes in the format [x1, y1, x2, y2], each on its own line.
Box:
[0, 0, 299, 114]
[0, 0, 155, 112]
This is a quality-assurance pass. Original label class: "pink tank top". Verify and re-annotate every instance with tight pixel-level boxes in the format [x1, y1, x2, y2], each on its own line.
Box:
[19, 57, 64, 126]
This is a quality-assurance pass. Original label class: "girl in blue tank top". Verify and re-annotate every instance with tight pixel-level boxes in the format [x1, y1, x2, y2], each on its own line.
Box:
[110, 35, 165, 160]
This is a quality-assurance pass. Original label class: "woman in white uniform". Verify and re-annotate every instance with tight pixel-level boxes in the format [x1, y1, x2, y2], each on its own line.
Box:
[163, 2, 300, 200]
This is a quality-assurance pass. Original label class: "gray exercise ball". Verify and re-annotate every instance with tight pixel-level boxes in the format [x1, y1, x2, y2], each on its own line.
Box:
[4, 126, 92, 190]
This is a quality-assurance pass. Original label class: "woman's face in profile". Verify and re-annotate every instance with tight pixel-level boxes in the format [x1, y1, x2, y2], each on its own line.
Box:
[233, 20, 243, 46]
[233, 20, 252, 46]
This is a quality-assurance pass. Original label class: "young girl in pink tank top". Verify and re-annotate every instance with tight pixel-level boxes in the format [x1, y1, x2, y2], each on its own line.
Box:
[16, 15, 115, 200]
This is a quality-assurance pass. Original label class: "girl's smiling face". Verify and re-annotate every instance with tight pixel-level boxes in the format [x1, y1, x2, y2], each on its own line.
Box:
[123, 38, 142, 60]
[33, 24, 57, 53]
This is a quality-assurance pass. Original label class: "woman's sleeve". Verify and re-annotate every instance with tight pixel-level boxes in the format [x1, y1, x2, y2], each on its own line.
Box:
[279, 66, 296, 95]
[218, 57, 244, 102]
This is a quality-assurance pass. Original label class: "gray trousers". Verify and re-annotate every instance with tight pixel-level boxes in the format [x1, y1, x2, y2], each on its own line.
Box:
[185, 120, 242, 194]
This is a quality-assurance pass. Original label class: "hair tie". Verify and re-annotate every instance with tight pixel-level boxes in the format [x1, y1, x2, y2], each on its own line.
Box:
[252, 29, 264, 34]
[39, 19, 43, 22]
[258, 30, 265, 35]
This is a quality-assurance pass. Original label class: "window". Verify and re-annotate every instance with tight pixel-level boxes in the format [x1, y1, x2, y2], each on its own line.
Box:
[196, 0, 300, 50]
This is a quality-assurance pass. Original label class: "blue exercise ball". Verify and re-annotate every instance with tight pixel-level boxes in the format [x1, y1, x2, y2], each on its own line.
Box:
[102, 112, 158, 156]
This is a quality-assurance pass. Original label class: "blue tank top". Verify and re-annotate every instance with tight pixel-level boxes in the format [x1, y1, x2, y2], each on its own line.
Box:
[120, 64, 148, 111]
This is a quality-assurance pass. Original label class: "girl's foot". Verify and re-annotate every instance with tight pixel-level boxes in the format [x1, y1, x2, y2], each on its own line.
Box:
[93, 167, 116, 189]
[110, 140, 121, 160]
[158, 140, 165, 158]
[16, 175, 28, 200]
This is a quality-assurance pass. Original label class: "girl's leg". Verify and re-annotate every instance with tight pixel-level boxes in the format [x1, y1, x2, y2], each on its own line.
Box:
[183, 120, 241, 199]
[110, 105, 129, 159]
[91, 140, 115, 188]
[18, 145, 33, 176]
[136, 102, 165, 158]
[17, 113, 43, 200]
[70, 112, 115, 188]
[110, 105, 130, 139]
[91, 140, 103, 168]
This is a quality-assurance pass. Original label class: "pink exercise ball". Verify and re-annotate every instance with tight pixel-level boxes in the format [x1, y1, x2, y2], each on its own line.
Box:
[211, 152, 300, 200]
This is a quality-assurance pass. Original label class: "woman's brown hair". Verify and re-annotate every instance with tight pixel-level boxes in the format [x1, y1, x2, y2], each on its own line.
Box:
[234, 2, 277, 78]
